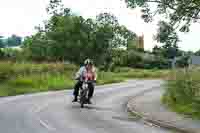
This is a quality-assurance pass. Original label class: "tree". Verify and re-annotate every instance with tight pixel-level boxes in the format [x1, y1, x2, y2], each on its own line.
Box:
[127, 39, 137, 50]
[124, 0, 200, 44]
[96, 13, 121, 68]
[154, 21, 179, 46]
[96, 13, 119, 48]
[46, 0, 64, 15]
[0, 36, 5, 58]
[22, 34, 51, 61]
[115, 25, 136, 48]
[95, 12, 136, 69]
[23, 0, 137, 69]
[96, 13, 119, 26]
[96, 13, 136, 48]
[152, 45, 162, 55]
[0, 36, 4, 48]
[6, 35, 22, 47]
[195, 49, 200, 56]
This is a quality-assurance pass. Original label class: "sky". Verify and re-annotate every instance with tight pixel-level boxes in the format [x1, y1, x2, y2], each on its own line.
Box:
[0, 0, 199, 51]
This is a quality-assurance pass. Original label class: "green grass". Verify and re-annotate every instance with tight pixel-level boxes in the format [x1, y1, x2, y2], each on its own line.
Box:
[97, 71, 124, 84]
[0, 73, 75, 96]
[162, 94, 200, 119]
[0, 61, 169, 97]
[117, 69, 169, 79]
[162, 68, 200, 119]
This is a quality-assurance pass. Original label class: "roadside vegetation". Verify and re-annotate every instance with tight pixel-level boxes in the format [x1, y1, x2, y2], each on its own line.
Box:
[0, 61, 169, 97]
[162, 68, 200, 119]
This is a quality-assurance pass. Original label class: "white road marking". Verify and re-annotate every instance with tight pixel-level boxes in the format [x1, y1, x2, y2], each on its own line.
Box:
[39, 118, 56, 131]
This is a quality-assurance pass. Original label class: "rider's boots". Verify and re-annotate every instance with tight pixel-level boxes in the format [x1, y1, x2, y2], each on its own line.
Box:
[87, 97, 92, 104]
[72, 96, 78, 102]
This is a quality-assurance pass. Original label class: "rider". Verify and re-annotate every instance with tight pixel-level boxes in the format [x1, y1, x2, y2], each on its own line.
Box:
[72, 59, 97, 104]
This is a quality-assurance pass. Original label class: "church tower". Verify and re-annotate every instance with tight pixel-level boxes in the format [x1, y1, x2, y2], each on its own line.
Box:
[136, 34, 144, 50]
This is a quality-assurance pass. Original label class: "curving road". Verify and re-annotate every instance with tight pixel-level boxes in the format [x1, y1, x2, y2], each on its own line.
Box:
[0, 80, 173, 133]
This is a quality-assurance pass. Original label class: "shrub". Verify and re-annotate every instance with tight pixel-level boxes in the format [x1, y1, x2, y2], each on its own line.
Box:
[163, 69, 200, 119]
[0, 62, 14, 81]
[9, 77, 36, 87]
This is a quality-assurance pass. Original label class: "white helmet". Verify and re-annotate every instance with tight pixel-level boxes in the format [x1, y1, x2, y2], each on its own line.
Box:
[84, 59, 93, 65]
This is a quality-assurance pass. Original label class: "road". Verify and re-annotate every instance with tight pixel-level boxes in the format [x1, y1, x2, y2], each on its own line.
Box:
[0, 80, 173, 133]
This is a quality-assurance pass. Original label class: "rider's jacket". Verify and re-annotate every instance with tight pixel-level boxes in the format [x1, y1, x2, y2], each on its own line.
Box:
[75, 66, 97, 81]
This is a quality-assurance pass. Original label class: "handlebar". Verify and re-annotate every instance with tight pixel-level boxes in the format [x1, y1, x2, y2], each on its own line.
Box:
[83, 80, 96, 84]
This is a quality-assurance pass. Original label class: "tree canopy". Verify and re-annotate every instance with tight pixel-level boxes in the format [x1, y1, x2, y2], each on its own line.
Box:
[0, 35, 22, 48]
[23, 0, 136, 65]
[124, 0, 200, 46]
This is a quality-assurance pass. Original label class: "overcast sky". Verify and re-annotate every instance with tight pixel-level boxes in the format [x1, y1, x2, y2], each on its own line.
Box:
[0, 0, 199, 51]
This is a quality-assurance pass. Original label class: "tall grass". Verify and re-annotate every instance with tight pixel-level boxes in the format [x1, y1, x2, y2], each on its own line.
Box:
[114, 68, 169, 79]
[0, 61, 77, 96]
[163, 68, 200, 119]
[0, 61, 169, 97]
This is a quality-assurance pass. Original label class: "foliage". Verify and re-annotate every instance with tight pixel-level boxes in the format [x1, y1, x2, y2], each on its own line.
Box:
[154, 21, 179, 48]
[175, 55, 190, 68]
[1, 0, 185, 71]
[195, 49, 200, 56]
[110, 49, 170, 69]
[0, 49, 5, 59]
[0, 35, 22, 48]
[7, 35, 22, 47]
[124, 0, 200, 45]
[163, 69, 200, 119]
[18, 0, 177, 70]
[152, 44, 183, 59]
[0, 61, 169, 97]
[22, 0, 136, 67]
[0, 36, 4, 48]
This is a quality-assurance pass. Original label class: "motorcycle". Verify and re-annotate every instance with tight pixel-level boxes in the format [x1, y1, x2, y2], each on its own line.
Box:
[79, 80, 94, 108]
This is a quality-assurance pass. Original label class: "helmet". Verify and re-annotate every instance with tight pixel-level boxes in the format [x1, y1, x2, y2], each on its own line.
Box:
[84, 59, 93, 66]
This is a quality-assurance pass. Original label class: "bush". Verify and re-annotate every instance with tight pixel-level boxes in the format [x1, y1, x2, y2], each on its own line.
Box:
[163, 69, 200, 119]
[113, 67, 132, 73]
[176, 56, 189, 68]
[111, 49, 170, 69]
[0, 49, 5, 59]
[9, 77, 36, 87]
[0, 62, 14, 81]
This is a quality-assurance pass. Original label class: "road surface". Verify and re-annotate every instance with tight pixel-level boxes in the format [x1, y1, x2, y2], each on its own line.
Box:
[0, 80, 173, 133]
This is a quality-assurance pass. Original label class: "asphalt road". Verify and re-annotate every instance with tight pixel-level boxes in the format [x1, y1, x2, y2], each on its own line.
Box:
[0, 80, 173, 133]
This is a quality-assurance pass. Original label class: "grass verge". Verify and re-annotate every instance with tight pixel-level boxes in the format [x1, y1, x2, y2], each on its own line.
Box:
[162, 68, 200, 119]
[0, 61, 169, 97]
